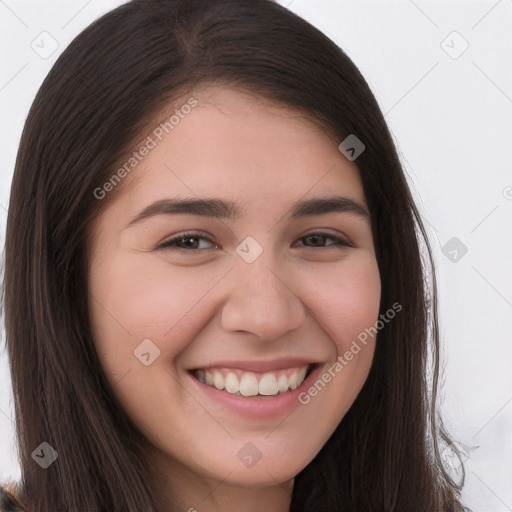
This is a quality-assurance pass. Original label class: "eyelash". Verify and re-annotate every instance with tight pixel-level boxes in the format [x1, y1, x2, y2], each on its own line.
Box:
[157, 231, 354, 251]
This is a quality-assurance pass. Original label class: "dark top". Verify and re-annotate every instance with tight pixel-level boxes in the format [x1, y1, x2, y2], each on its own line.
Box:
[0, 483, 26, 512]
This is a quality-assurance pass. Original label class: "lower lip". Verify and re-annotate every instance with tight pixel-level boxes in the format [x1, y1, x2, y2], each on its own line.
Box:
[187, 364, 324, 420]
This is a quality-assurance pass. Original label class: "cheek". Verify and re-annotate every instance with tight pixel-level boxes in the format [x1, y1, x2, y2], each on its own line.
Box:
[292, 256, 381, 433]
[297, 254, 381, 406]
[302, 253, 382, 348]
[87, 254, 225, 371]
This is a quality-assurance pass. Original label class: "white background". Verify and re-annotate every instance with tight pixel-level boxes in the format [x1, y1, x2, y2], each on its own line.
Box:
[0, 1, 511, 510]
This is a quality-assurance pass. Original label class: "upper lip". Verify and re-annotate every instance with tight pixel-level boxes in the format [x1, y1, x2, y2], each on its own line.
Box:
[190, 357, 321, 373]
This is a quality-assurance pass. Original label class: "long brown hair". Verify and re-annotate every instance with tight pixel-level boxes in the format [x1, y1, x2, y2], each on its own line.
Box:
[3, 0, 470, 510]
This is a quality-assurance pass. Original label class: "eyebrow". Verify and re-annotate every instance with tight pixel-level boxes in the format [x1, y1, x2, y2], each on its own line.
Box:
[125, 195, 370, 228]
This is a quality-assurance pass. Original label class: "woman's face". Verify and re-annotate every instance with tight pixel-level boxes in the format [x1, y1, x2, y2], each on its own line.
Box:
[87, 86, 381, 495]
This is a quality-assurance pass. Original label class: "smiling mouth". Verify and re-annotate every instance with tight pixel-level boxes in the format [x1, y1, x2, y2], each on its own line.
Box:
[190, 364, 316, 397]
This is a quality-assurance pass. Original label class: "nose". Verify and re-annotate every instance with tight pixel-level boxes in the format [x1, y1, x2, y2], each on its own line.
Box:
[220, 255, 306, 340]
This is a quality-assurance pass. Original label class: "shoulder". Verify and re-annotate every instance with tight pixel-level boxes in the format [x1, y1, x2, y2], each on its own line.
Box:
[0, 482, 27, 512]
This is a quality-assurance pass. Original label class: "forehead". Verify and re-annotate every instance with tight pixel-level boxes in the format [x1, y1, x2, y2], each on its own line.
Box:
[99, 86, 366, 222]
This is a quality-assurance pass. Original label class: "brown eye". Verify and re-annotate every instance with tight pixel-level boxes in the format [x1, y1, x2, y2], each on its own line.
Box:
[299, 233, 354, 248]
[158, 233, 220, 251]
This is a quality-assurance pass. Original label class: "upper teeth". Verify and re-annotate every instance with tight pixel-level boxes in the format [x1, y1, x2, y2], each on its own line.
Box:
[194, 366, 310, 396]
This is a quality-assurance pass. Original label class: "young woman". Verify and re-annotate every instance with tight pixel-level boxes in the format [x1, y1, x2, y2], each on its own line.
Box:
[1, 0, 470, 510]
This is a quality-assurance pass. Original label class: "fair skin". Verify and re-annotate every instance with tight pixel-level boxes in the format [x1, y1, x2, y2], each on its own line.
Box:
[87, 86, 381, 512]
